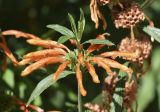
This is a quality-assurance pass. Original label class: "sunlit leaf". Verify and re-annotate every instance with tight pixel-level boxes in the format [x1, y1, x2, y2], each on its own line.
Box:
[58, 36, 73, 44]
[143, 26, 160, 43]
[2, 69, 15, 89]
[19, 82, 27, 99]
[137, 71, 155, 112]
[83, 39, 114, 46]
[27, 71, 74, 106]
[77, 8, 85, 40]
[68, 13, 77, 36]
[151, 47, 160, 72]
[157, 74, 160, 111]
[47, 24, 74, 37]
[110, 77, 125, 112]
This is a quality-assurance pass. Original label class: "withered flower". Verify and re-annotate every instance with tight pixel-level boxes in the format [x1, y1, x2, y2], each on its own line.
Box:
[124, 81, 137, 111]
[111, 1, 145, 28]
[90, 0, 107, 29]
[118, 34, 152, 64]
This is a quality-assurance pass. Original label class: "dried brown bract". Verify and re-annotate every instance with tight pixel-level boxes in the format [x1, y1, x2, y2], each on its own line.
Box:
[90, 0, 107, 29]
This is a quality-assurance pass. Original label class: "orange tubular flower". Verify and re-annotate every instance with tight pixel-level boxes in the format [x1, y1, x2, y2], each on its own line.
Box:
[0, 35, 18, 71]
[0, 30, 42, 70]
[53, 60, 71, 80]
[85, 62, 100, 83]
[76, 63, 87, 96]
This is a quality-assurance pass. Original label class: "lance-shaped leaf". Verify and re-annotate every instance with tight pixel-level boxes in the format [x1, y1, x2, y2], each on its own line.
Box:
[58, 35, 73, 44]
[47, 24, 74, 37]
[110, 77, 125, 112]
[68, 13, 77, 36]
[83, 39, 114, 46]
[137, 71, 155, 112]
[77, 8, 85, 40]
[143, 26, 160, 43]
[151, 47, 160, 72]
[27, 71, 74, 106]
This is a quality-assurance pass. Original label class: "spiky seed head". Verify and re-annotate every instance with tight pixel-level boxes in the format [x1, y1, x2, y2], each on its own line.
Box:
[112, 1, 145, 28]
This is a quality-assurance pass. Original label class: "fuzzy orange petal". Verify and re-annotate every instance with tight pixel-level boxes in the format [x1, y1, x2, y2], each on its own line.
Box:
[2, 30, 40, 39]
[21, 57, 65, 76]
[91, 57, 114, 76]
[76, 63, 87, 96]
[24, 48, 66, 59]
[27, 39, 70, 52]
[94, 57, 133, 81]
[0, 43, 18, 66]
[19, 57, 45, 65]
[87, 34, 107, 53]
[100, 51, 138, 59]
[53, 61, 71, 80]
[85, 62, 100, 83]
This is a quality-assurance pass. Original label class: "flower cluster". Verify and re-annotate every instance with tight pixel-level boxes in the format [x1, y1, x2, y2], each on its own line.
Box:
[1, 29, 138, 97]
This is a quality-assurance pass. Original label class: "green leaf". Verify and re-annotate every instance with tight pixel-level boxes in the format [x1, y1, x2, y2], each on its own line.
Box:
[77, 8, 85, 40]
[151, 47, 160, 72]
[83, 39, 114, 46]
[27, 71, 74, 106]
[110, 77, 125, 112]
[92, 93, 102, 105]
[157, 74, 160, 111]
[68, 13, 77, 36]
[137, 71, 155, 112]
[110, 89, 124, 112]
[47, 24, 74, 37]
[143, 26, 160, 43]
[58, 36, 72, 44]
[2, 69, 15, 89]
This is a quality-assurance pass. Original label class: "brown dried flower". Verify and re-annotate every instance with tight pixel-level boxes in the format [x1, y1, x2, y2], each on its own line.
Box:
[124, 81, 137, 109]
[118, 35, 152, 64]
[90, 0, 107, 29]
[112, 1, 145, 28]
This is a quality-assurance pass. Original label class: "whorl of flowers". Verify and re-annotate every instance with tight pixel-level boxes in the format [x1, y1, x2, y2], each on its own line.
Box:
[0, 10, 138, 97]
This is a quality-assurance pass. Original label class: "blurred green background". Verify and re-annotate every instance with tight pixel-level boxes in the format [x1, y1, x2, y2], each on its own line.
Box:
[0, 0, 160, 111]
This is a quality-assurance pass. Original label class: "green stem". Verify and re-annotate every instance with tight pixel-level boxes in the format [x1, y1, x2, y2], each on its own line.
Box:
[131, 26, 135, 40]
[78, 85, 82, 112]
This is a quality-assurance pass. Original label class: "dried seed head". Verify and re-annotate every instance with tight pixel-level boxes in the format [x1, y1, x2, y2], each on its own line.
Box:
[112, 1, 145, 28]
[118, 35, 152, 64]
[124, 81, 137, 108]
[97, 0, 110, 5]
